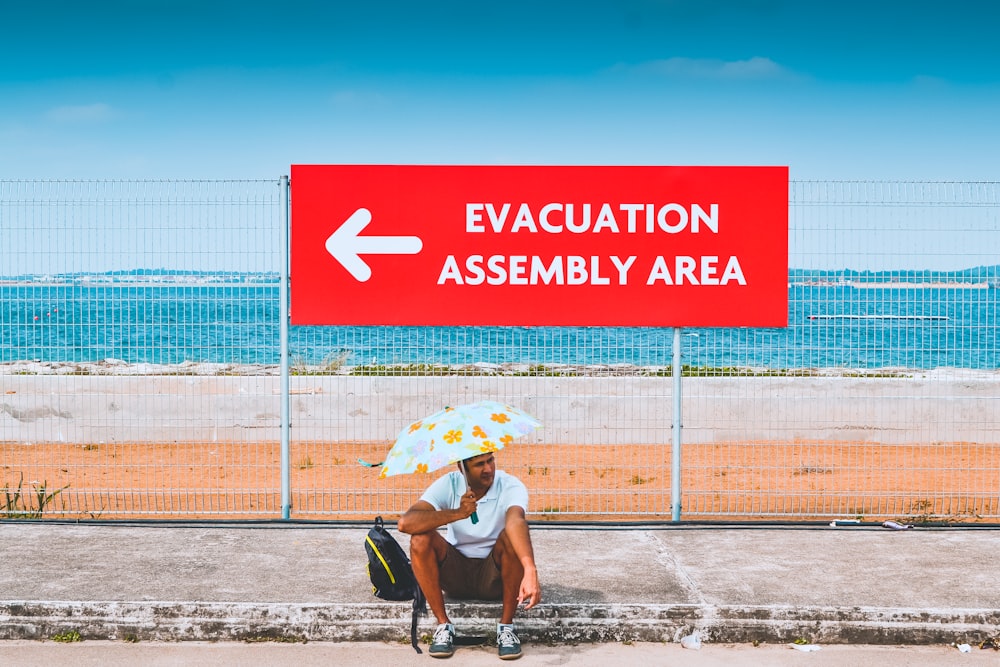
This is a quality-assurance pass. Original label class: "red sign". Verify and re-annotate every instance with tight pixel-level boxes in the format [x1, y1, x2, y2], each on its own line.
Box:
[290, 165, 787, 327]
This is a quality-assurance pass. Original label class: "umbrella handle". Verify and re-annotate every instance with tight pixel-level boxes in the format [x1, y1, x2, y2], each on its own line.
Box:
[460, 460, 480, 524]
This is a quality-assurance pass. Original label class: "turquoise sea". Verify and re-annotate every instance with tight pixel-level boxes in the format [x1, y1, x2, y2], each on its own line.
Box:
[1, 283, 997, 370]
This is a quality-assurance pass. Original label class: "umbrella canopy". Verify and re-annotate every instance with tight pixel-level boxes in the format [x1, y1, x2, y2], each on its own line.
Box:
[379, 400, 541, 479]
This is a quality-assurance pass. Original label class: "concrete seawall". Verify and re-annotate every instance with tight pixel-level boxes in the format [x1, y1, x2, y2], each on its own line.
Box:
[3, 372, 998, 444]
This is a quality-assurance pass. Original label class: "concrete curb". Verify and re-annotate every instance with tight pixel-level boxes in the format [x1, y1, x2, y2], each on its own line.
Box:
[4, 601, 997, 646]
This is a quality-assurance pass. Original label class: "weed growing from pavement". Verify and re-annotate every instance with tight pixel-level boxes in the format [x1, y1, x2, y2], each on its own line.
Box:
[898, 498, 986, 525]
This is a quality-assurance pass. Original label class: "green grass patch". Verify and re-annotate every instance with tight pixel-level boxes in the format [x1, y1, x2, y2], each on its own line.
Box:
[2, 473, 68, 519]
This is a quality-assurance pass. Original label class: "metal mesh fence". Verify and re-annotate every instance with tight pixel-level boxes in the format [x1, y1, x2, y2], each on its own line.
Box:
[1, 178, 997, 522]
[1, 180, 285, 517]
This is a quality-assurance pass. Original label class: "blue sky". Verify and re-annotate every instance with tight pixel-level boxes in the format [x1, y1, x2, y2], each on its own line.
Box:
[2, 0, 999, 180]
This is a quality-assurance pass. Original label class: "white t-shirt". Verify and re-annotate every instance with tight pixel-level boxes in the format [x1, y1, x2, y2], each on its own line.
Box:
[420, 470, 529, 559]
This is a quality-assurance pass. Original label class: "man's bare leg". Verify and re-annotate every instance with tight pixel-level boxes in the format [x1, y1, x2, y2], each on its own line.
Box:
[408, 530, 452, 624]
[492, 530, 526, 625]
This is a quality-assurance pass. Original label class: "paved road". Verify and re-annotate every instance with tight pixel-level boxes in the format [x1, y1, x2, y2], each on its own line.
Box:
[1, 640, 996, 666]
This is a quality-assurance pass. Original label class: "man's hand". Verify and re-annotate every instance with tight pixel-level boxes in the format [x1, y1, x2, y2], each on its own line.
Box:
[457, 491, 478, 519]
[398, 498, 468, 534]
[517, 565, 541, 610]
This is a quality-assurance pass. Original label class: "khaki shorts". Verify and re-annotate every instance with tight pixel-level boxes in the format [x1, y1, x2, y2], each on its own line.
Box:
[438, 541, 503, 600]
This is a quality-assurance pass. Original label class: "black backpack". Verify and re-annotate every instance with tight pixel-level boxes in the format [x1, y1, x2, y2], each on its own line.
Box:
[365, 516, 427, 653]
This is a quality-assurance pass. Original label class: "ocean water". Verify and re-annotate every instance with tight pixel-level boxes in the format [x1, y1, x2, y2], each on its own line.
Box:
[1, 283, 997, 370]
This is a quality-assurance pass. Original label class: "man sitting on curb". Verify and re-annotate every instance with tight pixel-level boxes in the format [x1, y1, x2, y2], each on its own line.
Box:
[398, 451, 542, 660]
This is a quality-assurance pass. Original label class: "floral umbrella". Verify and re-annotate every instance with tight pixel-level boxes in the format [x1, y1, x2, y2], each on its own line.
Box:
[378, 400, 541, 480]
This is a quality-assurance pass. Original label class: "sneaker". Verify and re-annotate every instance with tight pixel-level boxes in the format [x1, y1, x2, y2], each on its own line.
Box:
[429, 623, 455, 658]
[497, 624, 522, 660]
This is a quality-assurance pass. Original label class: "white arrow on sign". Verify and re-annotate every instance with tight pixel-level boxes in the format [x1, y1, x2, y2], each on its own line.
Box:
[324, 208, 423, 282]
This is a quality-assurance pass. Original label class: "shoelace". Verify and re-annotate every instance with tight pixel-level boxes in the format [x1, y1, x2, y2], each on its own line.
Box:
[498, 628, 520, 647]
[433, 626, 453, 644]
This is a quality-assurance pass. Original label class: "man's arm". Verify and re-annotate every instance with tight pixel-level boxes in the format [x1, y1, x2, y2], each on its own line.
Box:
[504, 505, 541, 609]
[397, 495, 477, 535]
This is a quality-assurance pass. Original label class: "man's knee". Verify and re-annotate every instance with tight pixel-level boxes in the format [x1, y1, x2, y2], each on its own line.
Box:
[491, 530, 518, 567]
[410, 531, 449, 564]
[409, 531, 435, 556]
[493, 529, 512, 552]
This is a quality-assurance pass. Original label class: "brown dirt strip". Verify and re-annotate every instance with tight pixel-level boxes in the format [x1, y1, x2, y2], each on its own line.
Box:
[2, 440, 997, 522]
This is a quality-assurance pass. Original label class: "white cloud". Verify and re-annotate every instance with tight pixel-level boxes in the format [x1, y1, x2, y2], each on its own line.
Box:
[45, 103, 116, 123]
[613, 56, 798, 81]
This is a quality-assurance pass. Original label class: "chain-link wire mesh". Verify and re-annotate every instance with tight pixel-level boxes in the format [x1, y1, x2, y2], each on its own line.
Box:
[1, 178, 997, 521]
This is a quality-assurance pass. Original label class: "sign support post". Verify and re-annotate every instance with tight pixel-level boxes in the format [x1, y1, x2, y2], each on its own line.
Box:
[279, 174, 291, 520]
[671, 327, 683, 521]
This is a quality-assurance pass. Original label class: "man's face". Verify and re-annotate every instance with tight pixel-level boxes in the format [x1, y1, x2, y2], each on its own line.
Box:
[461, 452, 496, 490]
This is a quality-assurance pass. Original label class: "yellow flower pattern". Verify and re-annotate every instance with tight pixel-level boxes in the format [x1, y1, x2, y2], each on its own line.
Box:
[377, 401, 541, 478]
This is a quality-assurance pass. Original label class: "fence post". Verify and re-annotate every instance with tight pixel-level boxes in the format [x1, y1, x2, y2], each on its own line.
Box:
[671, 327, 683, 521]
[280, 175, 292, 519]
